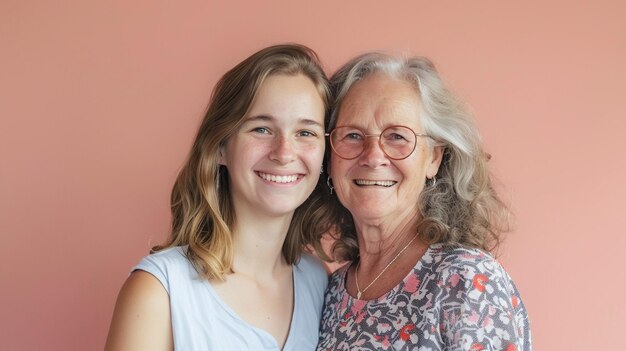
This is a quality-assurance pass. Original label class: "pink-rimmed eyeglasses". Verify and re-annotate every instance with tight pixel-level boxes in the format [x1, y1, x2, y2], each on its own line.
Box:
[326, 125, 435, 160]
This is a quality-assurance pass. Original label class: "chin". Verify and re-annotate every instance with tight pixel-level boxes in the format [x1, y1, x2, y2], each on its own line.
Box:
[347, 207, 390, 221]
[262, 199, 306, 216]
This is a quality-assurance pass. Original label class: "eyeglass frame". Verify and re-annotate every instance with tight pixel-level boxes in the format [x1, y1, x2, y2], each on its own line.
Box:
[325, 125, 437, 160]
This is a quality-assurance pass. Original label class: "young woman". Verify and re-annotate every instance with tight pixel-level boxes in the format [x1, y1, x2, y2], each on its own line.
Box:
[106, 44, 334, 351]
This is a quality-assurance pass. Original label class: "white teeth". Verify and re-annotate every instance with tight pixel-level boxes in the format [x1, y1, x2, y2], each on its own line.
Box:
[355, 179, 396, 187]
[258, 172, 299, 183]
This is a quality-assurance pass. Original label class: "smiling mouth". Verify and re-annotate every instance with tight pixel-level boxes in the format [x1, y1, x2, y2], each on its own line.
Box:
[257, 172, 301, 184]
[354, 179, 397, 187]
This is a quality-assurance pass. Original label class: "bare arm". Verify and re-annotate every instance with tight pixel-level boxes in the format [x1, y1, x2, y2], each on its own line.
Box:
[105, 271, 173, 351]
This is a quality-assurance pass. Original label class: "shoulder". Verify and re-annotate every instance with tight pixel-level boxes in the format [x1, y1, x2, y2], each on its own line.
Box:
[295, 253, 329, 289]
[427, 245, 531, 350]
[138, 246, 189, 267]
[428, 244, 514, 292]
[328, 262, 349, 285]
[105, 271, 172, 350]
[323, 262, 349, 298]
[293, 254, 330, 323]
[428, 244, 495, 267]
[134, 246, 196, 294]
[423, 244, 525, 314]
[116, 271, 170, 311]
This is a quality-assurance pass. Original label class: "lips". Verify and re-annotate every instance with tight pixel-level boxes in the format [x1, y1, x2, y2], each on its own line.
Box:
[354, 179, 397, 187]
[257, 172, 301, 184]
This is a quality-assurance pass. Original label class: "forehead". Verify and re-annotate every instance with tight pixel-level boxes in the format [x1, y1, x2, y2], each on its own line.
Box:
[246, 73, 325, 124]
[254, 74, 315, 101]
[337, 73, 422, 130]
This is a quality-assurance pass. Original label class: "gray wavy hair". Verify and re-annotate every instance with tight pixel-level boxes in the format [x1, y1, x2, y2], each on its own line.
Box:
[317, 52, 511, 262]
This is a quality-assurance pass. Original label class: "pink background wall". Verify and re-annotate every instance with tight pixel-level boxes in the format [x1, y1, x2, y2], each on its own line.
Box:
[2, 1, 625, 349]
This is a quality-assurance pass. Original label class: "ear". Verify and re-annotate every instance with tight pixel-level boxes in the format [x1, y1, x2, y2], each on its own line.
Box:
[426, 145, 444, 179]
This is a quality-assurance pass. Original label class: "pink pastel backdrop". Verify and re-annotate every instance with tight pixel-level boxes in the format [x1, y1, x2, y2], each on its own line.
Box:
[1, 1, 625, 349]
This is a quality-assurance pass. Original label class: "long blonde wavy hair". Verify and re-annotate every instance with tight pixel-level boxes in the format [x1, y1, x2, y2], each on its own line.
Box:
[314, 53, 511, 262]
[153, 44, 334, 280]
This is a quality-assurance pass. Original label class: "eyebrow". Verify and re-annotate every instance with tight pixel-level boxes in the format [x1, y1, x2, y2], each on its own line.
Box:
[244, 115, 324, 128]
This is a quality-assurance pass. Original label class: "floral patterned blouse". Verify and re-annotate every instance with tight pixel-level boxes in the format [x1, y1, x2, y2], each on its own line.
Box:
[317, 244, 531, 351]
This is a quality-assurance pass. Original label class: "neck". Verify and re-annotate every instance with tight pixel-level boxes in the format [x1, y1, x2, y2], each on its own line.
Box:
[353, 211, 420, 264]
[229, 210, 294, 279]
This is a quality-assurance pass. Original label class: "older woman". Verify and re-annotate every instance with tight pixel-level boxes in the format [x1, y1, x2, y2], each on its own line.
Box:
[315, 53, 531, 350]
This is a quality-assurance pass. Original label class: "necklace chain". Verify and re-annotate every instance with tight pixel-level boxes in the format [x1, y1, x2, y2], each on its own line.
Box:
[354, 235, 418, 299]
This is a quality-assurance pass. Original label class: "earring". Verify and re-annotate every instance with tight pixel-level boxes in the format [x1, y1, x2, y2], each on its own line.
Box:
[216, 166, 224, 191]
[326, 176, 334, 195]
[430, 176, 437, 187]
[320, 165, 324, 174]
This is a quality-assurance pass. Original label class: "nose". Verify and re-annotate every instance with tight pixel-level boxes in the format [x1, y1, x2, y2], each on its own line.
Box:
[269, 135, 296, 164]
[358, 137, 389, 168]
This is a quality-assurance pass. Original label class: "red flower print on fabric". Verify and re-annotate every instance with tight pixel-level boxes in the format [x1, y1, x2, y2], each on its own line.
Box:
[399, 324, 414, 341]
[473, 273, 489, 292]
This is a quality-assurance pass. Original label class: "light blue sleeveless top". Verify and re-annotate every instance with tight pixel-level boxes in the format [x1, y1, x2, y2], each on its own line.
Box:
[134, 246, 328, 351]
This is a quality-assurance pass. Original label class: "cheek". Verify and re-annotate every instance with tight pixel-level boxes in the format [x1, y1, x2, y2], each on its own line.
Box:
[398, 158, 429, 191]
[301, 139, 325, 152]
[227, 142, 267, 169]
[302, 141, 325, 162]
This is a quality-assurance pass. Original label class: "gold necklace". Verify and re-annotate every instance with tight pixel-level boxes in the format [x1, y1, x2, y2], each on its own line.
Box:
[354, 235, 418, 299]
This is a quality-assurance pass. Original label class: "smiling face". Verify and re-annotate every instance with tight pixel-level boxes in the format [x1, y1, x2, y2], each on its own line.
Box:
[219, 73, 326, 219]
[330, 73, 442, 225]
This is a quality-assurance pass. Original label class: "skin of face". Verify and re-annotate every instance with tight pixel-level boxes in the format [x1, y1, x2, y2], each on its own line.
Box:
[218, 73, 326, 219]
[330, 73, 442, 228]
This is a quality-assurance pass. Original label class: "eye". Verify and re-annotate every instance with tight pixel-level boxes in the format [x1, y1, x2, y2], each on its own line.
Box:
[345, 132, 362, 140]
[333, 127, 364, 143]
[297, 130, 318, 137]
[389, 133, 408, 141]
[383, 127, 413, 144]
[251, 127, 271, 134]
